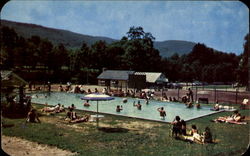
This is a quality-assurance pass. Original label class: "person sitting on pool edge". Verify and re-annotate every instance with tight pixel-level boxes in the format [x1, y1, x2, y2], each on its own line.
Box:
[211, 103, 220, 111]
[182, 94, 188, 103]
[173, 97, 178, 102]
[186, 102, 193, 108]
[157, 107, 166, 119]
[196, 103, 201, 109]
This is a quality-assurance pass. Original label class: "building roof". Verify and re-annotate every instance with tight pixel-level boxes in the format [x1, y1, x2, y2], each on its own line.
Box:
[134, 72, 168, 83]
[1, 70, 28, 87]
[97, 70, 135, 81]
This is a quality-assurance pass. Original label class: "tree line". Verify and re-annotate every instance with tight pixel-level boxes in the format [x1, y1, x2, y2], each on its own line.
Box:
[0, 26, 248, 86]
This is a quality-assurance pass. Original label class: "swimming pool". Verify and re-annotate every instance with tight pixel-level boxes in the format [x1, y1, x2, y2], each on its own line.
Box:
[30, 92, 222, 122]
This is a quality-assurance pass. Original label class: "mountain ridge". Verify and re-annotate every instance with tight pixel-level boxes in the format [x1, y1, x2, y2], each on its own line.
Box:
[1, 19, 196, 57]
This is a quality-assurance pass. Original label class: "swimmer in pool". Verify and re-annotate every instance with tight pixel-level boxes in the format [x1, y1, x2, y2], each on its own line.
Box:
[157, 107, 166, 119]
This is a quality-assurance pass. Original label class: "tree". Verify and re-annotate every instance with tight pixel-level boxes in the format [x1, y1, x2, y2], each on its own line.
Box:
[39, 39, 53, 68]
[126, 26, 145, 40]
[50, 43, 68, 71]
[91, 40, 107, 70]
[237, 33, 249, 88]
[26, 35, 42, 68]
[122, 26, 161, 71]
[1, 26, 19, 68]
[79, 42, 92, 68]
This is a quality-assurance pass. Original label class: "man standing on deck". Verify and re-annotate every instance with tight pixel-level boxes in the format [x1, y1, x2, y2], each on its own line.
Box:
[188, 88, 193, 102]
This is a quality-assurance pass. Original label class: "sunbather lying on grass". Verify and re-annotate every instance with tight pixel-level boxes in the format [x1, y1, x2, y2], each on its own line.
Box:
[69, 115, 91, 123]
[42, 103, 65, 113]
[213, 110, 245, 123]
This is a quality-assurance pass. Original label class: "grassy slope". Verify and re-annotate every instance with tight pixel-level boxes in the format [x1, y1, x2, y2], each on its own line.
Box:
[2, 103, 250, 156]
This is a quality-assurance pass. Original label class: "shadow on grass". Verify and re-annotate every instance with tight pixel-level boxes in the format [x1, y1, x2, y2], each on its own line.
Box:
[2, 123, 15, 128]
[98, 127, 129, 133]
[2, 113, 27, 119]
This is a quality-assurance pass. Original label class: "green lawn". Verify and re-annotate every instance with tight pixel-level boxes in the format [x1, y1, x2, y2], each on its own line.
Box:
[2, 104, 250, 156]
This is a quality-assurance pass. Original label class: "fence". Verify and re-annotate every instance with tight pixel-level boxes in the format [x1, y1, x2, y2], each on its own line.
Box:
[157, 87, 250, 105]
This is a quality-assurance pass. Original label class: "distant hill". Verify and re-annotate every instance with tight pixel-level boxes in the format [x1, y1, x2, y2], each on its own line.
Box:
[1, 20, 196, 57]
[0, 20, 116, 48]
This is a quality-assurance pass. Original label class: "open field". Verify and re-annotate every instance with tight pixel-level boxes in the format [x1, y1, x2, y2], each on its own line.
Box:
[2, 103, 250, 156]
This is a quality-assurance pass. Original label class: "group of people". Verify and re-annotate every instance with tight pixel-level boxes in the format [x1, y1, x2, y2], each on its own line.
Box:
[171, 116, 187, 137]
[171, 116, 213, 144]
[139, 91, 155, 100]
[65, 106, 91, 123]
[185, 101, 201, 109]
[162, 93, 178, 102]
[162, 88, 201, 109]
[181, 88, 194, 103]
[58, 84, 98, 94]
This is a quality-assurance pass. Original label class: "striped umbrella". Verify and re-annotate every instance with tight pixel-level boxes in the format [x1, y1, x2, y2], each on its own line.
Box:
[81, 93, 115, 128]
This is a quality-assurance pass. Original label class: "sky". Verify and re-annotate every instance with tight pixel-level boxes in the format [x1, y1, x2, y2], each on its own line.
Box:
[1, 0, 249, 54]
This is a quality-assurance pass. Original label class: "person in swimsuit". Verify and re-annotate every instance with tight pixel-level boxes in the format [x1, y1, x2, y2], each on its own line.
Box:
[157, 107, 166, 119]
[26, 109, 41, 123]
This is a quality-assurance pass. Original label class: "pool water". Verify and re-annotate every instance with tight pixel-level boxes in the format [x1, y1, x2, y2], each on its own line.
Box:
[30, 92, 220, 122]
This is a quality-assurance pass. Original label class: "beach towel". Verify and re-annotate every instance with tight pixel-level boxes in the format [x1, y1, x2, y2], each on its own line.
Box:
[225, 120, 247, 125]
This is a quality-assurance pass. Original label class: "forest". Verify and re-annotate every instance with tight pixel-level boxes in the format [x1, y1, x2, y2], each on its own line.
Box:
[0, 26, 248, 86]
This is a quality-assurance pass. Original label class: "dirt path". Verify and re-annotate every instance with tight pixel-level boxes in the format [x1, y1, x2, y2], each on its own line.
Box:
[1, 135, 76, 156]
